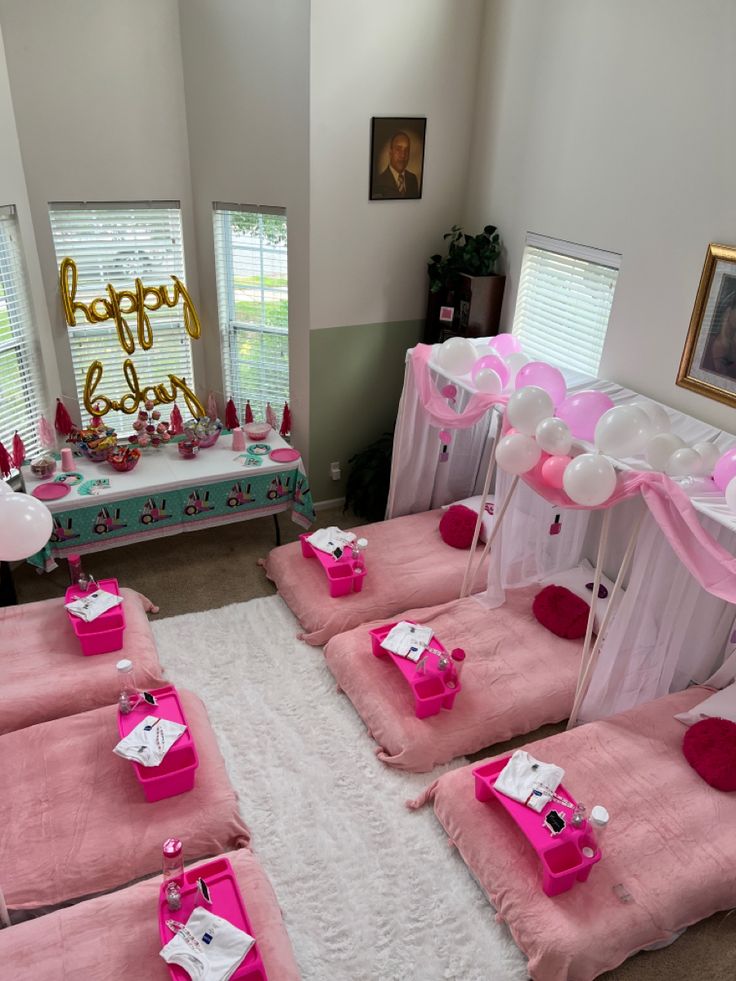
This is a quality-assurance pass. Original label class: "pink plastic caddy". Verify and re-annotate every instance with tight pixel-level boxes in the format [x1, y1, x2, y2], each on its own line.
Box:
[299, 534, 367, 597]
[370, 622, 461, 719]
[117, 685, 199, 802]
[65, 577, 126, 655]
[158, 856, 268, 980]
[473, 756, 601, 896]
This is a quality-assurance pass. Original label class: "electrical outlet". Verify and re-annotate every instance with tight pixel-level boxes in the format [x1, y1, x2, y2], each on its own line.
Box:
[330, 461, 341, 481]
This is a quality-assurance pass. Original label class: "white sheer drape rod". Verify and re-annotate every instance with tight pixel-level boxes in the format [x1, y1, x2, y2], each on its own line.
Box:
[568, 508, 643, 728]
[460, 407, 500, 598]
[464, 474, 520, 597]
[567, 508, 612, 730]
[385, 360, 412, 518]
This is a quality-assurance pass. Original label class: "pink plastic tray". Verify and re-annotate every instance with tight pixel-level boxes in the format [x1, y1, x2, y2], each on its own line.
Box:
[32, 481, 70, 501]
[65, 577, 126, 655]
[299, 534, 367, 597]
[473, 756, 601, 896]
[369, 621, 461, 719]
[158, 856, 268, 981]
[117, 684, 199, 803]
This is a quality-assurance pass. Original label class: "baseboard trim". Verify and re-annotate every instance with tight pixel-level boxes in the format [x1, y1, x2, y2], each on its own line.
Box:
[314, 497, 345, 511]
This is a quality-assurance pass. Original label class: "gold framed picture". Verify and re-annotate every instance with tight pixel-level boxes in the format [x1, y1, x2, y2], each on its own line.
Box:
[677, 243, 736, 407]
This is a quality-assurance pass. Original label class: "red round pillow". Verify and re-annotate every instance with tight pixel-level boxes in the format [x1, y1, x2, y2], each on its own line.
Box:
[439, 505, 477, 549]
[532, 585, 589, 639]
[682, 717, 736, 791]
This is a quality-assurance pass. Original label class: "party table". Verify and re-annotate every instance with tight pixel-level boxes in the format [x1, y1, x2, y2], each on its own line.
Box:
[25, 429, 315, 571]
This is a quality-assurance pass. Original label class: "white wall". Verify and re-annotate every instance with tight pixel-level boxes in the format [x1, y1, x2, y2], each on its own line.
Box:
[466, 0, 736, 432]
[310, 0, 485, 330]
[0, 0, 201, 414]
[0, 21, 59, 409]
[178, 0, 310, 455]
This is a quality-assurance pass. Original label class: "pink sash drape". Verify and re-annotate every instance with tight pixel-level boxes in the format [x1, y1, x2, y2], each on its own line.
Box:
[411, 345, 508, 429]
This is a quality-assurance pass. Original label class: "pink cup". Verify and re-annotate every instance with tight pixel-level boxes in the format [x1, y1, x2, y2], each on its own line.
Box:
[61, 447, 74, 471]
[231, 427, 246, 451]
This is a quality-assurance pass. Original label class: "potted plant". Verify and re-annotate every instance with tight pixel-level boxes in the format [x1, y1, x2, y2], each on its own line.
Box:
[425, 224, 505, 343]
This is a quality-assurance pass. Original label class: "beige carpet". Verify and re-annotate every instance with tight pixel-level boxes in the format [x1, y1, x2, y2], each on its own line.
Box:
[12, 507, 736, 980]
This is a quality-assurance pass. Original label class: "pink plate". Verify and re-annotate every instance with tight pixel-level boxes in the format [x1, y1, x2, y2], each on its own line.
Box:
[269, 448, 301, 463]
[33, 481, 71, 501]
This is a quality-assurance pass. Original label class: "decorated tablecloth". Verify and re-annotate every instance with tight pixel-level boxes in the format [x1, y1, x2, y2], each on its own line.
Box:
[25, 430, 315, 571]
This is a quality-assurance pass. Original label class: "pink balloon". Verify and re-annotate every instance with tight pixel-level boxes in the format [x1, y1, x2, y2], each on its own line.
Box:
[515, 361, 567, 407]
[556, 390, 615, 442]
[489, 334, 521, 357]
[541, 454, 572, 489]
[713, 448, 736, 491]
[471, 354, 509, 389]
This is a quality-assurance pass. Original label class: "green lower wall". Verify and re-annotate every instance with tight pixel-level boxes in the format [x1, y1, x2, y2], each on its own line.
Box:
[309, 320, 423, 502]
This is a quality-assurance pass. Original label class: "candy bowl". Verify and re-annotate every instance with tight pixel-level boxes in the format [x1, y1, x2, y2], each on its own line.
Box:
[177, 438, 200, 460]
[108, 447, 141, 472]
[30, 454, 57, 479]
[183, 416, 222, 449]
[244, 422, 271, 441]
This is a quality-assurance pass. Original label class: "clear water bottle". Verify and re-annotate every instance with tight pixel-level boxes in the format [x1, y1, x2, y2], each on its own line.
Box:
[582, 804, 609, 857]
[162, 838, 184, 911]
[116, 659, 136, 715]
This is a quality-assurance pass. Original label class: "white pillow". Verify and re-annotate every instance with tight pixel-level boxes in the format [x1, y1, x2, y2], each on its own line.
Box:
[539, 559, 621, 633]
[675, 683, 736, 727]
[441, 495, 495, 542]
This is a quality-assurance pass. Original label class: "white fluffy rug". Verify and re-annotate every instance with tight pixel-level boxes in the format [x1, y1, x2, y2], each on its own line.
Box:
[152, 595, 527, 981]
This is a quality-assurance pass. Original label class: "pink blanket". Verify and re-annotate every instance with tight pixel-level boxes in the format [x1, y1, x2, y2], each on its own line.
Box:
[0, 588, 166, 735]
[410, 687, 736, 981]
[1, 690, 249, 911]
[263, 510, 489, 646]
[0, 850, 300, 980]
[324, 587, 582, 771]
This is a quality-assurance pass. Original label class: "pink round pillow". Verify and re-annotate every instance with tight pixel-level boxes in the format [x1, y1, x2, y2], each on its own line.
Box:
[439, 505, 477, 549]
[682, 717, 736, 791]
[532, 585, 589, 640]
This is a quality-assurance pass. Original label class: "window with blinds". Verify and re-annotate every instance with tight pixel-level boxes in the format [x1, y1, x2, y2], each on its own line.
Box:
[213, 204, 288, 422]
[0, 205, 45, 466]
[48, 202, 194, 434]
[511, 233, 621, 376]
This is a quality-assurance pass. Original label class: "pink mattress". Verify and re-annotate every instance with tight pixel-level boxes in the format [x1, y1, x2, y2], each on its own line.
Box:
[324, 586, 583, 771]
[410, 687, 736, 981]
[262, 509, 490, 646]
[0, 588, 166, 735]
[0, 690, 249, 912]
[0, 850, 300, 980]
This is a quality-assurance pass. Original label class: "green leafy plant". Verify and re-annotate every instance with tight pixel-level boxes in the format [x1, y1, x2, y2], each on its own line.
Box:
[428, 224, 501, 294]
[344, 432, 394, 523]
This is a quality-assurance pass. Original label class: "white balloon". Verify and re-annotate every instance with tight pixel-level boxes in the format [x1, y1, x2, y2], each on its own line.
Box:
[0, 492, 53, 561]
[726, 477, 736, 513]
[594, 405, 652, 457]
[637, 400, 671, 436]
[506, 386, 554, 436]
[692, 441, 721, 474]
[473, 368, 503, 394]
[0, 480, 12, 496]
[535, 417, 572, 456]
[563, 453, 617, 506]
[665, 447, 704, 477]
[436, 336, 477, 376]
[504, 352, 530, 387]
[645, 433, 686, 471]
[495, 433, 541, 475]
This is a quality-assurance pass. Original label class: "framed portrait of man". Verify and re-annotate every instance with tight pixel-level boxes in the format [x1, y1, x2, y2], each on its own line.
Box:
[677, 243, 736, 408]
[370, 117, 426, 201]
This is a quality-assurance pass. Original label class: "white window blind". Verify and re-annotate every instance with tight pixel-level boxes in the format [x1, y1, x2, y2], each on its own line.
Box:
[0, 205, 45, 466]
[512, 233, 620, 376]
[48, 202, 194, 434]
[213, 204, 288, 423]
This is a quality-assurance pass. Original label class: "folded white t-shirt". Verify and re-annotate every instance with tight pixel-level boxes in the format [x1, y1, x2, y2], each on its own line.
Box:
[113, 715, 187, 767]
[65, 588, 123, 622]
[382, 621, 433, 662]
[160, 907, 254, 981]
[494, 750, 565, 813]
[306, 526, 355, 556]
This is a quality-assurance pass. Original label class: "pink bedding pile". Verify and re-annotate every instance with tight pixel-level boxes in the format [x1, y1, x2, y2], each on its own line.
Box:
[411, 687, 736, 981]
[0, 850, 300, 980]
[324, 586, 583, 771]
[0, 690, 249, 912]
[262, 509, 489, 646]
[0, 588, 166, 734]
